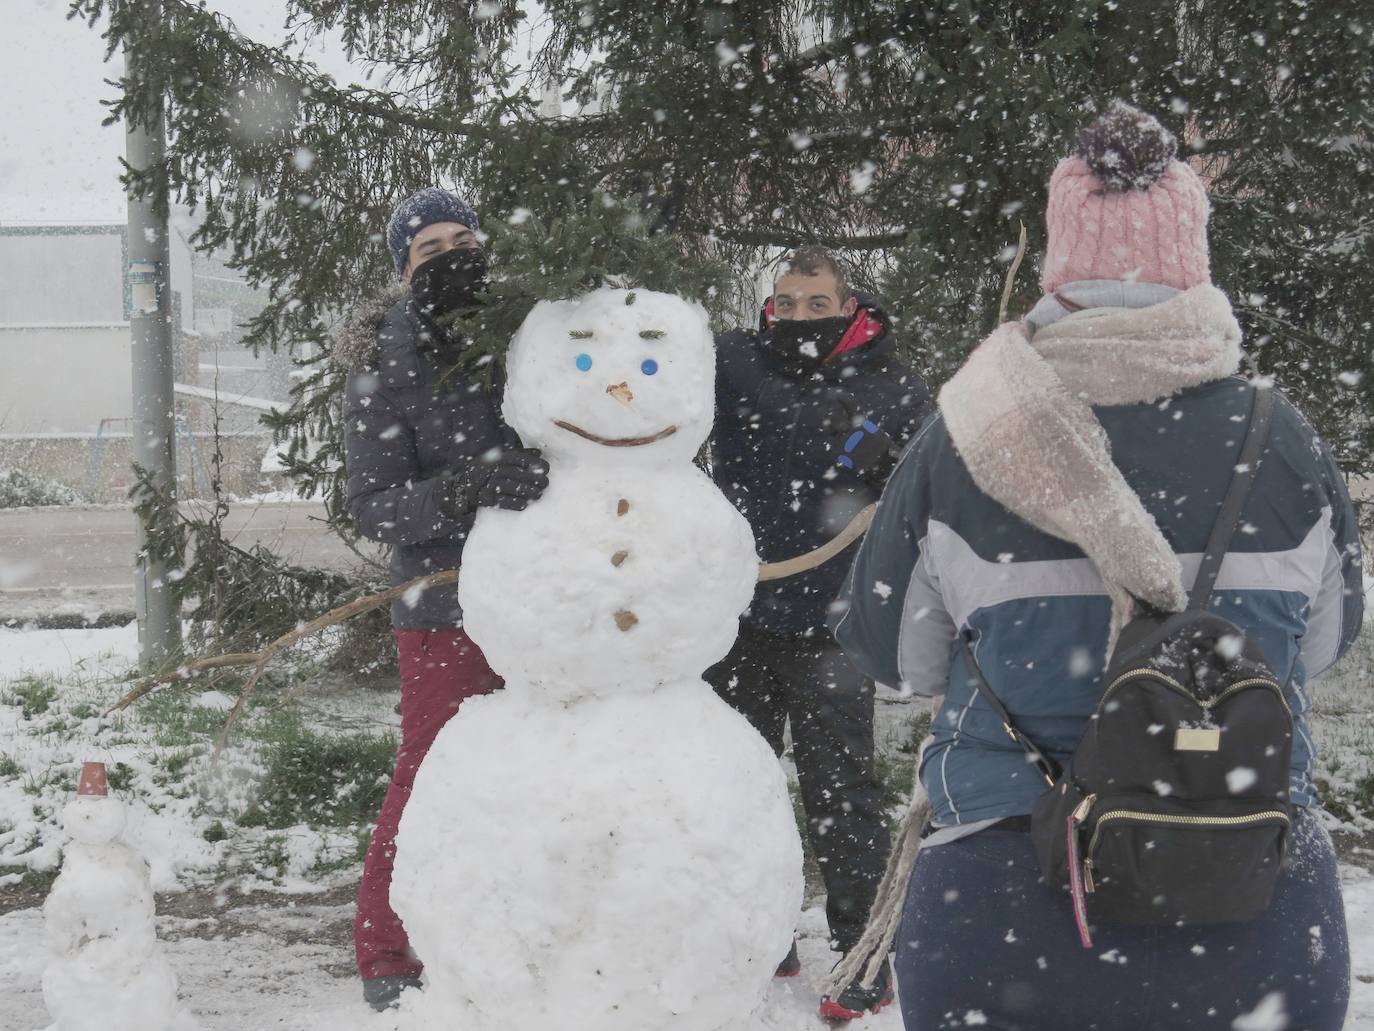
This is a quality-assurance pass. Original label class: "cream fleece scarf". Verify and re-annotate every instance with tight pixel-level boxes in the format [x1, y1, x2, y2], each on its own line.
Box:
[938, 283, 1243, 645]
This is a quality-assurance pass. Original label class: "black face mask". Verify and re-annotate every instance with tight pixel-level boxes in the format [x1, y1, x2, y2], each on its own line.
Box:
[410, 247, 489, 320]
[765, 316, 851, 372]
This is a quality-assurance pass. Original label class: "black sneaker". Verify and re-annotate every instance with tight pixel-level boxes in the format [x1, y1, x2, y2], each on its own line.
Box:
[818, 956, 894, 1021]
[774, 939, 801, 978]
[362, 974, 423, 1011]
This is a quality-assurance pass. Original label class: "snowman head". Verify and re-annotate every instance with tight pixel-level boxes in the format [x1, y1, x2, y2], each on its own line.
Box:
[61, 762, 126, 846]
[62, 795, 127, 846]
[502, 288, 715, 465]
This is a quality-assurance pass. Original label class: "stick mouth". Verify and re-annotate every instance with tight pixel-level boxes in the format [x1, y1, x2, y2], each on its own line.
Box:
[553, 420, 678, 448]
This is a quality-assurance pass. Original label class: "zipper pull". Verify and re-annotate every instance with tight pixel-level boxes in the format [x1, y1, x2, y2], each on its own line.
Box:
[1072, 793, 1096, 824]
[1082, 858, 1095, 894]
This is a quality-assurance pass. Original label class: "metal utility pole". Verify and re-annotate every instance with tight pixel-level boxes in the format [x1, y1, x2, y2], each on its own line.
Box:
[125, 5, 181, 669]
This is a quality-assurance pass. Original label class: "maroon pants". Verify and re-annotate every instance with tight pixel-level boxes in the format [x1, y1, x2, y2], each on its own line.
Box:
[354, 627, 502, 980]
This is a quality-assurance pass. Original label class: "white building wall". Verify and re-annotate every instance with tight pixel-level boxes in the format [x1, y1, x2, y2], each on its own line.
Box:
[0, 326, 130, 434]
[0, 223, 195, 434]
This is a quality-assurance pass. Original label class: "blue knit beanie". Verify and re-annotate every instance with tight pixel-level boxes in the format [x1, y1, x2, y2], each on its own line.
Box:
[387, 188, 481, 274]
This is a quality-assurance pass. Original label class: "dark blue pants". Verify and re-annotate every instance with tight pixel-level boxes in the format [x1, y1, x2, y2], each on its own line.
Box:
[895, 809, 1348, 1030]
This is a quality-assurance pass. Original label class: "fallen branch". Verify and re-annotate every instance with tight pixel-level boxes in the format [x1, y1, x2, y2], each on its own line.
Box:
[106, 570, 462, 752]
[108, 502, 877, 752]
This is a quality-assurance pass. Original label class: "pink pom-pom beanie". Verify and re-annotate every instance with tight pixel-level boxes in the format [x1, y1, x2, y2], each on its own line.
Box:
[1041, 101, 1211, 294]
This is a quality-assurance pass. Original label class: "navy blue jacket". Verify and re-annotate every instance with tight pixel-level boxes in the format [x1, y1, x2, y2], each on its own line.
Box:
[835, 378, 1364, 826]
[342, 298, 507, 629]
[711, 294, 933, 635]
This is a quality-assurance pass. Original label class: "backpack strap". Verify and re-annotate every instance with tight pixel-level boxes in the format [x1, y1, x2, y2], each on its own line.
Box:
[961, 638, 1063, 786]
[1187, 386, 1275, 611]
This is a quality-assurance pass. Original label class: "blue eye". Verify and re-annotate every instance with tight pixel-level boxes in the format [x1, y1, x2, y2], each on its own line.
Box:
[575, 353, 593, 372]
[641, 359, 659, 376]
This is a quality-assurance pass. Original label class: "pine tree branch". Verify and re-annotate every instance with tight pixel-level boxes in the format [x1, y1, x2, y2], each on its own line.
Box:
[81, 0, 499, 141]
[700, 224, 910, 250]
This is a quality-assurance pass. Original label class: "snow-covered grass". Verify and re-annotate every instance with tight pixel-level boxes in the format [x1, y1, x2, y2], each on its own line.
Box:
[0, 620, 1369, 1028]
[0, 622, 397, 894]
[1310, 625, 1374, 835]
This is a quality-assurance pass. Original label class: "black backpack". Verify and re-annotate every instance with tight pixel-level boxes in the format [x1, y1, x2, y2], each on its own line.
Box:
[966, 386, 1293, 948]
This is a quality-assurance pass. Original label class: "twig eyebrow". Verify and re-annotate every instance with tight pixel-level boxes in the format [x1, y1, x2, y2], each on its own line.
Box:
[639, 329, 665, 339]
[569, 330, 593, 339]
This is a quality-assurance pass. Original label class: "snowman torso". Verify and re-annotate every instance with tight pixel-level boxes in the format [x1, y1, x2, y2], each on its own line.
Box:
[460, 463, 755, 697]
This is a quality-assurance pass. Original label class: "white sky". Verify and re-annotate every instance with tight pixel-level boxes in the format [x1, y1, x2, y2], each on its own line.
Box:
[0, 0, 380, 224]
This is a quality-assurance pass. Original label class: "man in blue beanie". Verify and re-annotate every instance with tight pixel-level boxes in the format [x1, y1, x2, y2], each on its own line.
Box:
[343, 187, 550, 1012]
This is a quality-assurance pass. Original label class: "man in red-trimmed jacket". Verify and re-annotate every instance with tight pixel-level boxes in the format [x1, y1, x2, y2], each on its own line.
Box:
[707, 246, 932, 1021]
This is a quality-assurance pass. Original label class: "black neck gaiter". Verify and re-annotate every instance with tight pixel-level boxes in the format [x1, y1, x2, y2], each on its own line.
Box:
[411, 248, 489, 320]
[764, 316, 850, 374]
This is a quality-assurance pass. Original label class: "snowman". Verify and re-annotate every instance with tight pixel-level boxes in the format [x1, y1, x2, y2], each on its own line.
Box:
[389, 287, 805, 1031]
[41, 762, 194, 1031]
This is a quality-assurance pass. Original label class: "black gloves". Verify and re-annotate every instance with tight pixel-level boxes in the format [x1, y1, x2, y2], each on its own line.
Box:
[437, 442, 550, 516]
[836, 418, 899, 488]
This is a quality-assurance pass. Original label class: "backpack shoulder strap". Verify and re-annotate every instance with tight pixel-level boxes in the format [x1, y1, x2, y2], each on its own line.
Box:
[1187, 386, 1275, 611]
[961, 639, 1062, 786]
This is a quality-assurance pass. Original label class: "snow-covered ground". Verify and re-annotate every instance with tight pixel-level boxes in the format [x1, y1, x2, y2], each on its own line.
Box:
[0, 622, 1370, 1029]
[1, 896, 896, 1031]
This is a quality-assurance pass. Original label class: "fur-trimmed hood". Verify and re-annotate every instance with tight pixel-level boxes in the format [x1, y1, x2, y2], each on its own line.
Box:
[331, 285, 409, 371]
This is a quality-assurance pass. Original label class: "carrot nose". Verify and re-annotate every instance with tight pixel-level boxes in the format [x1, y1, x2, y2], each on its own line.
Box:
[607, 382, 634, 405]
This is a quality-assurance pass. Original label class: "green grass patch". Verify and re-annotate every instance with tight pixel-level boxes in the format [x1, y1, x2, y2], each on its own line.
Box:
[239, 713, 396, 830]
[253, 834, 292, 879]
[310, 829, 373, 877]
[876, 709, 931, 832]
[1317, 773, 1374, 826]
[106, 762, 136, 793]
[0, 755, 19, 778]
[131, 688, 239, 747]
[2, 676, 59, 720]
[22, 767, 74, 797]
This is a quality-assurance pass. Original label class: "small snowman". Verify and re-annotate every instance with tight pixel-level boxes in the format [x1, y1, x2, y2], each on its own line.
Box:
[41, 762, 193, 1031]
[391, 288, 804, 1031]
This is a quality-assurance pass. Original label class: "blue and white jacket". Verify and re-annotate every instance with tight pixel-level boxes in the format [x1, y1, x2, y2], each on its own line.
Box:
[833, 302, 1363, 829]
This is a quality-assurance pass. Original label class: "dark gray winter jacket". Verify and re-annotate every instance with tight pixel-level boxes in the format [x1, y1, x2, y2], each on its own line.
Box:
[341, 296, 507, 629]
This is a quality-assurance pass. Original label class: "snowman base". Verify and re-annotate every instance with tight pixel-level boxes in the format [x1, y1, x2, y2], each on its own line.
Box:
[391, 679, 804, 1031]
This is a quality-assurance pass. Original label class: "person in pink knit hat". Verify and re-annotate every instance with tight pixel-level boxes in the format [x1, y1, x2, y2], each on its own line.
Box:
[827, 101, 1361, 1030]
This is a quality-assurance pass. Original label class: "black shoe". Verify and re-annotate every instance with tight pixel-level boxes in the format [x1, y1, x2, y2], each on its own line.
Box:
[363, 974, 423, 1011]
[774, 939, 801, 977]
[818, 956, 894, 1021]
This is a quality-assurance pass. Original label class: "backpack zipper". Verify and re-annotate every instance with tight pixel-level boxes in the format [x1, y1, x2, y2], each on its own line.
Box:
[1100, 670, 1290, 716]
[1085, 807, 1290, 863]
